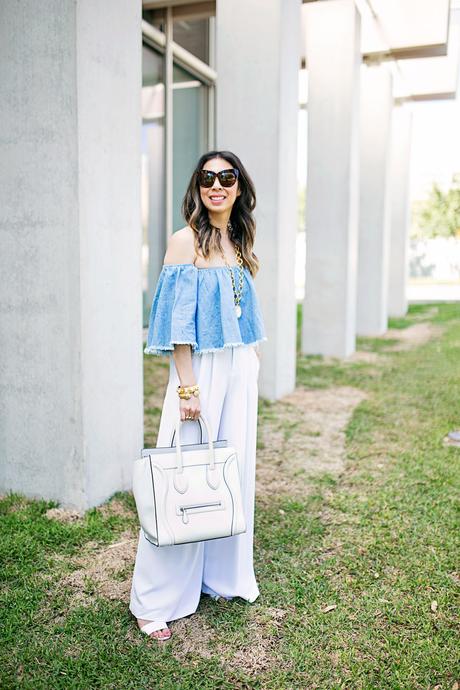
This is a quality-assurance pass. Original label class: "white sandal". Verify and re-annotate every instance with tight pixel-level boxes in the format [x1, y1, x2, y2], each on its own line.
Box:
[139, 620, 172, 640]
[209, 593, 233, 603]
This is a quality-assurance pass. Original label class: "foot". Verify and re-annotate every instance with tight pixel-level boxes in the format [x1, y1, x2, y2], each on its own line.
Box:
[137, 617, 172, 641]
[209, 593, 233, 603]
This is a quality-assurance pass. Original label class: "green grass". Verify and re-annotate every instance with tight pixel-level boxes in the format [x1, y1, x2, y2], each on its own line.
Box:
[1, 302, 459, 689]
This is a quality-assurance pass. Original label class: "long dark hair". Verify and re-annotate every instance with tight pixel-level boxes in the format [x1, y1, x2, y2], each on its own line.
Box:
[181, 150, 259, 277]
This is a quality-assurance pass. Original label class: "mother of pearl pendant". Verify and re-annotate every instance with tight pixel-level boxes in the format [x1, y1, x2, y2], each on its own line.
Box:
[235, 304, 242, 318]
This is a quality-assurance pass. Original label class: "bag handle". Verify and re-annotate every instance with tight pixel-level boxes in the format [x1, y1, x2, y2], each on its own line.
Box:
[174, 413, 215, 470]
[169, 417, 204, 447]
[172, 413, 220, 493]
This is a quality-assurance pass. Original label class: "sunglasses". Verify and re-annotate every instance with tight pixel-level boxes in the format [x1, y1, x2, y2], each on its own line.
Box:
[198, 168, 239, 188]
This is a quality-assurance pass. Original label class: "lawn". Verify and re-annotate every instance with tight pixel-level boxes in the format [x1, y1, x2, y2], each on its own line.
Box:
[1, 302, 459, 689]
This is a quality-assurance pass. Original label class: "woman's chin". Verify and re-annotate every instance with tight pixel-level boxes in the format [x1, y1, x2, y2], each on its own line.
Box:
[206, 202, 231, 214]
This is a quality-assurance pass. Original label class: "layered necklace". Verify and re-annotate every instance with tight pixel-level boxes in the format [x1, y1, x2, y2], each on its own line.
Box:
[217, 220, 244, 318]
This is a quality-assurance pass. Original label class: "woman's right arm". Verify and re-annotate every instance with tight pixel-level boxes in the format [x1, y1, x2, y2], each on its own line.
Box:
[163, 229, 201, 422]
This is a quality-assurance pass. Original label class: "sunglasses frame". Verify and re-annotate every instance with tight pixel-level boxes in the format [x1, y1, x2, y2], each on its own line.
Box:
[198, 168, 240, 188]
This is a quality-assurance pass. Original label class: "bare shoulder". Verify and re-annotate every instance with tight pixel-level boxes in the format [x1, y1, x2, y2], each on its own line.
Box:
[163, 226, 196, 265]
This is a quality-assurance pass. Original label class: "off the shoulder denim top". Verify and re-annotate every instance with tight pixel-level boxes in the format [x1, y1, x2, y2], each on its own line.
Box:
[144, 263, 267, 356]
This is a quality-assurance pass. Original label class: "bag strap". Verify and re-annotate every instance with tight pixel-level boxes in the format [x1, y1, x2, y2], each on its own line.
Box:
[172, 413, 221, 493]
[170, 417, 204, 447]
[174, 413, 216, 472]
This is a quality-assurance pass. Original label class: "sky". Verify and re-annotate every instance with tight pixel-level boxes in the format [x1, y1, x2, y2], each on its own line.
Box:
[409, 97, 460, 200]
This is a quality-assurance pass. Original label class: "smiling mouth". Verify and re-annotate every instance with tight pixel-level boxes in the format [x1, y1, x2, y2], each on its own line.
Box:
[209, 195, 226, 201]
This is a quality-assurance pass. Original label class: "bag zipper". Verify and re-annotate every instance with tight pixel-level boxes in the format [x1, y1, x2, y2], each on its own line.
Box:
[178, 500, 223, 524]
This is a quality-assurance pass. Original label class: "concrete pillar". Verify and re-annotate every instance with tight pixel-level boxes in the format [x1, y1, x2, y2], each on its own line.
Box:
[0, 0, 142, 511]
[388, 105, 413, 317]
[302, 0, 361, 357]
[216, 0, 300, 400]
[356, 64, 393, 335]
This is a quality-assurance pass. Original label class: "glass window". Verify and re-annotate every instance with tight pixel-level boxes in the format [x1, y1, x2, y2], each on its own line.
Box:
[142, 9, 165, 32]
[173, 18, 210, 64]
[141, 30, 214, 324]
[173, 64, 208, 231]
[142, 46, 165, 325]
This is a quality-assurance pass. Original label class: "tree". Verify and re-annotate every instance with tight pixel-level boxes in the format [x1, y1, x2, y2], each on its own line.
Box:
[412, 173, 460, 239]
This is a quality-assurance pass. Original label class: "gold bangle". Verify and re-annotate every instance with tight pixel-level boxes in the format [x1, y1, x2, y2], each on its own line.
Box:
[177, 384, 200, 400]
[177, 384, 199, 393]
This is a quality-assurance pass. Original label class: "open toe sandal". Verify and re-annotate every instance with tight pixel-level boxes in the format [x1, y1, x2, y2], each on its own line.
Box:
[139, 621, 172, 641]
[209, 593, 233, 603]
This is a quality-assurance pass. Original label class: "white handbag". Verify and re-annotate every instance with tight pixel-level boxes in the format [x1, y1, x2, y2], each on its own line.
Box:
[132, 413, 247, 547]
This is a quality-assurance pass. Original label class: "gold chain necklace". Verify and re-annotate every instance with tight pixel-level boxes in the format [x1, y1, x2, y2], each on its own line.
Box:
[219, 221, 244, 318]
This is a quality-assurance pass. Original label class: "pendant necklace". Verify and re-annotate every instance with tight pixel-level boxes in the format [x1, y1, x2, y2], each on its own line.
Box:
[220, 220, 244, 318]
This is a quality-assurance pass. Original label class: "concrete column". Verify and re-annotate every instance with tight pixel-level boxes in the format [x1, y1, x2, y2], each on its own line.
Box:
[216, 0, 300, 400]
[356, 64, 393, 335]
[388, 105, 413, 317]
[0, 0, 142, 511]
[302, 0, 361, 357]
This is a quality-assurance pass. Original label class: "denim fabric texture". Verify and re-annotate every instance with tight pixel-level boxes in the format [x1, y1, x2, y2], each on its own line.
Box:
[144, 263, 267, 356]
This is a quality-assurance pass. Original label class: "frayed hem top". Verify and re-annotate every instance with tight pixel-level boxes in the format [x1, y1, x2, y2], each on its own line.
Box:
[143, 263, 267, 356]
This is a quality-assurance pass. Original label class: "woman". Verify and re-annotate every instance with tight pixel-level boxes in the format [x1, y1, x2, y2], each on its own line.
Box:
[129, 150, 267, 641]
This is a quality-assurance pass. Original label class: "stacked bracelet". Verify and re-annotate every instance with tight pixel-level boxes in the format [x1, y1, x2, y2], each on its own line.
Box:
[177, 384, 200, 400]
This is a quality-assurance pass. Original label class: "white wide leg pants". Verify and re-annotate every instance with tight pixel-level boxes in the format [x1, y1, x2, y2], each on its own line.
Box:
[129, 343, 261, 624]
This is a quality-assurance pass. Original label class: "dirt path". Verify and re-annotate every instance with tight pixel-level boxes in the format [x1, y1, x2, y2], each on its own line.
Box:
[381, 322, 444, 351]
[256, 386, 368, 503]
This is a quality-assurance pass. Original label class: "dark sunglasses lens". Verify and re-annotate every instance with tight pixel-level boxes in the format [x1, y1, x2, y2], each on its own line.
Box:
[219, 171, 237, 187]
[199, 171, 215, 187]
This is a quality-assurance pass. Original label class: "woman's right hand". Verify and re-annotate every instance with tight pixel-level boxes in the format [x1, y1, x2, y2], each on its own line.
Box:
[179, 395, 201, 422]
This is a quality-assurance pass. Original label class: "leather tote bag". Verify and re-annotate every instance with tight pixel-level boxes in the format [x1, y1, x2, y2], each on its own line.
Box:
[132, 413, 247, 547]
